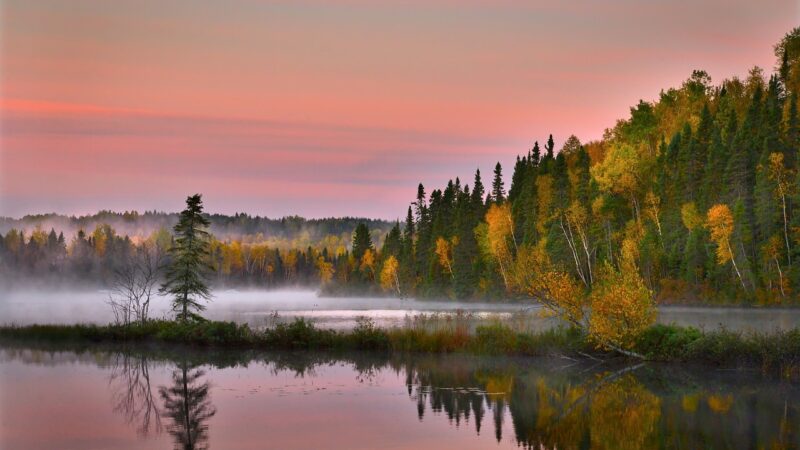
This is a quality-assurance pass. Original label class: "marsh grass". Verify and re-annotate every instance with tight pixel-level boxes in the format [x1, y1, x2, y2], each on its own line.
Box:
[2, 319, 800, 374]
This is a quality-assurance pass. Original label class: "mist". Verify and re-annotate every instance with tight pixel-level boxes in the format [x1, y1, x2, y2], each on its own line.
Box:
[6, 287, 800, 332]
[0, 288, 531, 330]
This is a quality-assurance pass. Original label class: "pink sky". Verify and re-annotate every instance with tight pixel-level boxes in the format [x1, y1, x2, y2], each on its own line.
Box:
[1, 0, 798, 219]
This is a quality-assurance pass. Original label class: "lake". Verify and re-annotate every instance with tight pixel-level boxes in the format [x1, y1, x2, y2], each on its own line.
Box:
[4, 288, 800, 333]
[1, 343, 798, 449]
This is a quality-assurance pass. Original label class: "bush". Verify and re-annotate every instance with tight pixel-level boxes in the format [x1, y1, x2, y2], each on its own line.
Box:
[349, 317, 390, 350]
[264, 318, 337, 349]
[152, 320, 253, 345]
[683, 328, 757, 366]
[635, 324, 701, 360]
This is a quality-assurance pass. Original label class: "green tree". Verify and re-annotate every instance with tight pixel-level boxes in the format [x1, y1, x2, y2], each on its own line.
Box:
[160, 194, 213, 321]
[351, 223, 373, 261]
[491, 162, 505, 203]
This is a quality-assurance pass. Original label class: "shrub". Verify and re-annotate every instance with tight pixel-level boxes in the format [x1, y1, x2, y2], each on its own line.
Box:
[264, 318, 337, 349]
[349, 317, 390, 350]
[154, 320, 253, 345]
[635, 324, 701, 360]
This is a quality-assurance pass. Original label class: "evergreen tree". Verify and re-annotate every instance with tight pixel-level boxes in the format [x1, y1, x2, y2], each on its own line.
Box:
[382, 222, 402, 259]
[545, 134, 555, 160]
[471, 169, 486, 208]
[160, 194, 213, 321]
[531, 141, 541, 166]
[159, 362, 216, 449]
[491, 162, 505, 203]
[352, 223, 374, 261]
[508, 156, 526, 203]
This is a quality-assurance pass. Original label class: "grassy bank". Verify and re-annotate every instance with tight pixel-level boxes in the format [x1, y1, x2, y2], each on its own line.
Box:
[1, 319, 799, 375]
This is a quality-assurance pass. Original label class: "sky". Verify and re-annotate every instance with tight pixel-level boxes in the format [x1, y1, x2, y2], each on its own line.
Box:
[1, 0, 798, 220]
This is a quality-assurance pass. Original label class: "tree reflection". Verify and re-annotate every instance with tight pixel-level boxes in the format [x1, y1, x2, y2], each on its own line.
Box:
[404, 359, 662, 449]
[7, 342, 794, 450]
[159, 361, 217, 450]
[108, 353, 162, 436]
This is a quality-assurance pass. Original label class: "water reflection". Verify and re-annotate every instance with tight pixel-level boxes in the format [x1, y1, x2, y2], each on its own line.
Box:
[1, 344, 799, 449]
[159, 362, 216, 450]
[108, 353, 162, 436]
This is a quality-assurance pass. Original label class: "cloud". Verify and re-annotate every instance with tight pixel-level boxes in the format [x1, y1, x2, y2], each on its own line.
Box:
[0, 99, 519, 218]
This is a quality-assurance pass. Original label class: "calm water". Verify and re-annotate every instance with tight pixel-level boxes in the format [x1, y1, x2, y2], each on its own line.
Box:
[1, 343, 798, 449]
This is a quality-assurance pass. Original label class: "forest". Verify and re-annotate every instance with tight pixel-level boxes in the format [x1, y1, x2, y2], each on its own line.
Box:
[3, 29, 800, 307]
[331, 28, 800, 305]
[0, 213, 392, 288]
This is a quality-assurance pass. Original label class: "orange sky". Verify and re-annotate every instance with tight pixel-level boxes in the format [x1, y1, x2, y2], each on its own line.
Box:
[1, 0, 798, 218]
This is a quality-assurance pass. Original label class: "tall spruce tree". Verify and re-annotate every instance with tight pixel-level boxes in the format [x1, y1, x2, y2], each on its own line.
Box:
[352, 223, 374, 261]
[491, 162, 505, 203]
[160, 194, 213, 321]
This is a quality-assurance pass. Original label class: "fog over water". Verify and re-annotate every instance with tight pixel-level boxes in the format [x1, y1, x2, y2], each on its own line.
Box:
[3, 288, 800, 332]
[0, 289, 531, 330]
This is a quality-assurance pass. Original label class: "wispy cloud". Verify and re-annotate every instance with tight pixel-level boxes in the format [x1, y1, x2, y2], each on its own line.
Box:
[0, 99, 518, 218]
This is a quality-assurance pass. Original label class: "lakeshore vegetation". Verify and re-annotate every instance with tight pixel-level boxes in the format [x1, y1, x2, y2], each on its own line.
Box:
[3, 319, 800, 377]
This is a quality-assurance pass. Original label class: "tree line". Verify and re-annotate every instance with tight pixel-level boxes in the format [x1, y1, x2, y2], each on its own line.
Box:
[334, 29, 800, 307]
[0, 217, 384, 289]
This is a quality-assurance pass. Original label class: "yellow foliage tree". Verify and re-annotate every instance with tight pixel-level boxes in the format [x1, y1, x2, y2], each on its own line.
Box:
[511, 244, 587, 329]
[380, 255, 401, 296]
[588, 261, 656, 351]
[591, 142, 646, 222]
[485, 203, 516, 289]
[283, 250, 298, 281]
[434, 236, 455, 279]
[220, 240, 244, 276]
[511, 241, 654, 356]
[29, 226, 48, 248]
[360, 248, 376, 281]
[706, 204, 747, 290]
[317, 256, 335, 285]
[92, 224, 113, 257]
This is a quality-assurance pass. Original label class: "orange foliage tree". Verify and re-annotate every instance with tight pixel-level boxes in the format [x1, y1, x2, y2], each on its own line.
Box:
[706, 204, 747, 290]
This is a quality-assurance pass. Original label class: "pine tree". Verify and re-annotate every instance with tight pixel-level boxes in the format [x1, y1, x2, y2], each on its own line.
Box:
[160, 194, 213, 321]
[491, 162, 505, 203]
[382, 222, 402, 259]
[508, 156, 526, 203]
[351, 223, 373, 261]
[531, 141, 541, 166]
[471, 168, 486, 209]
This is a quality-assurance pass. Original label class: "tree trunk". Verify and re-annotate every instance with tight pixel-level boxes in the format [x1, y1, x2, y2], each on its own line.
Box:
[727, 240, 747, 291]
[774, 256, 786, 298]
[781, 193, 791, 267]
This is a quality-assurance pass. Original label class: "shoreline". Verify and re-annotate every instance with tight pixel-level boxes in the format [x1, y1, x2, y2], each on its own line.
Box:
[1, 319, 799, 377]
